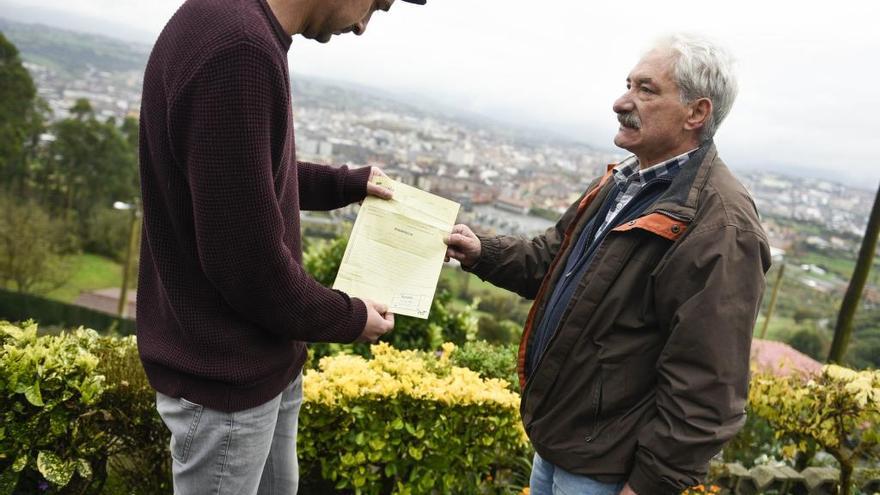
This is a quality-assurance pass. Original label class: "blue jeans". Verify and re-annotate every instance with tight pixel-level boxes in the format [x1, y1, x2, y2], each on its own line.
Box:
[530, 453, 625, 495]
[156, 373, 303, 495]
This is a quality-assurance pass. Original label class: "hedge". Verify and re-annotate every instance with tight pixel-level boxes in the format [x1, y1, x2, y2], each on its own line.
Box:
[0, 321, 531, 494]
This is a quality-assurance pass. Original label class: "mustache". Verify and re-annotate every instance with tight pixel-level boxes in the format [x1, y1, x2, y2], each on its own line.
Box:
[617, 112, 641, 129]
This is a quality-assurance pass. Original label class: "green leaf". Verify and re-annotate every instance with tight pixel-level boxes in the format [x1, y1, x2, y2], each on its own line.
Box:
[24, 383, 43, 406]
[49, 410, 68, 436]
[11, 455, 27, 472]
[407, 446, 423, 461]
[0, 467, 20, 495]
[36, 451, 75, 487]
[76, 458, 92, 479]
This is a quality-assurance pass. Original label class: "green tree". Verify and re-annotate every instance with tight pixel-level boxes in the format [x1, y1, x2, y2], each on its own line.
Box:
[39, 99, 138, 228]
[786, 328, 825, 361]
[0, 192, 77, 294]
[120, 115, 139, 151]
[828, 183, 880, 363]
[0, 33, 46, 194]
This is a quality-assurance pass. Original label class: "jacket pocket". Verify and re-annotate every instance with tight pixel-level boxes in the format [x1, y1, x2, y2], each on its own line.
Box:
[156, 394, 204, 463]
[583, 372, 603, 444]
[601, 361, 654, 417]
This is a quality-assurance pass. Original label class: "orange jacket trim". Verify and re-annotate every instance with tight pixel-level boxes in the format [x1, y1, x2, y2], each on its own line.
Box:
[610, 212, 688, 241]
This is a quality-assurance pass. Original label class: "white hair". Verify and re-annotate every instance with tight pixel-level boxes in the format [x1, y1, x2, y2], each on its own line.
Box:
[652, 33, 738, 143]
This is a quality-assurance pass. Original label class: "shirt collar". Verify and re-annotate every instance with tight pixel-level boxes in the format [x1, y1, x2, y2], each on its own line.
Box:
[612, 147, 699, 189]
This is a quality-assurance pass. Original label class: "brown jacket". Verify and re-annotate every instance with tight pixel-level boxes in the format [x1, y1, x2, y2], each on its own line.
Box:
[469, 144, 770, 494]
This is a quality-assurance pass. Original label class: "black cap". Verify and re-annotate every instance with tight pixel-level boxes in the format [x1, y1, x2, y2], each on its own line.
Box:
[400, 0, 426, 4]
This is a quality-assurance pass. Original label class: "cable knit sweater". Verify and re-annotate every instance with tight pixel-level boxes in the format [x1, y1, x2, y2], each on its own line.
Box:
[136, 0, 369, 412]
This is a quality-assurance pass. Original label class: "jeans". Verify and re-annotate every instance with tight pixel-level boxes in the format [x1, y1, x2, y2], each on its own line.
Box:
[156, 373, 303, 495]
[530, 452, 625, 495]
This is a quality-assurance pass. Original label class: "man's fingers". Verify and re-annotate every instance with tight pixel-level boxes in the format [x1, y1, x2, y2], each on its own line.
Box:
[369, 166, 389, 179]
[451, 224, 469, 235]
[445, 233, 469, 246]
[366, 183, 393, 200]
[383, 312, 395, 327]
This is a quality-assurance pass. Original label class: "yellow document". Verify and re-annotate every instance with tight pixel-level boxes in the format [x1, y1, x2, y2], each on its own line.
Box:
[332, 177, 460, 319]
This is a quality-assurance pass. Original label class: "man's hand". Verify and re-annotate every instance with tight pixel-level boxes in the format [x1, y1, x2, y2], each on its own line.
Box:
[355, 299, 394, 343]
[619, 483, 638, 495]
[444, 224, 481, 268]
[366, 166, 393, 200]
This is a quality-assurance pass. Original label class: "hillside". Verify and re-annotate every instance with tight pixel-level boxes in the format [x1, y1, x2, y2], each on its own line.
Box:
[0, 17, 149, 74]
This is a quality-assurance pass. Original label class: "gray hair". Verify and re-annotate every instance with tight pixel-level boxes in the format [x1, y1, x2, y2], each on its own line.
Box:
[652, 33, 738, 143]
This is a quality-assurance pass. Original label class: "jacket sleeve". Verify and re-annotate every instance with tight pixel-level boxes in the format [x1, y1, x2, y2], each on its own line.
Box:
[628, 225, 770, 495]
[466, 191, 586, 300]
[170, 42, 366, 344]
[296, 161, 371, 211]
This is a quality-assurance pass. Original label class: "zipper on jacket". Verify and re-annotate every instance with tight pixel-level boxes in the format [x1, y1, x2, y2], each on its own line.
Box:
[652, 208, 692, 223]
[584, 372, 603, 443]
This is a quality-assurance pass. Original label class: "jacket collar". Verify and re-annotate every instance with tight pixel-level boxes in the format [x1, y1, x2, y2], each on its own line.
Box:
[640, 141, 718, 222]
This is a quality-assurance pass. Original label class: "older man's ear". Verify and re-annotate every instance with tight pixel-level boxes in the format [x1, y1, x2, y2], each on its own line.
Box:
[684, 97, 713, 133]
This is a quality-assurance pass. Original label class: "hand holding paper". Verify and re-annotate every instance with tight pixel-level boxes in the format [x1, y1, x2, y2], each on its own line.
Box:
[333, 177, 460, 319]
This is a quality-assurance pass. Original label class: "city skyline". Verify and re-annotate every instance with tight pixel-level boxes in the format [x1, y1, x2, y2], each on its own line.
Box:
[1, 0, 878, 189]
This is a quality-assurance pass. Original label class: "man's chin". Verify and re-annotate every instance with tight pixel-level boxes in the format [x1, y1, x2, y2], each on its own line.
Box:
[614, 129, 640, 151]
[305, 32, 333, 43]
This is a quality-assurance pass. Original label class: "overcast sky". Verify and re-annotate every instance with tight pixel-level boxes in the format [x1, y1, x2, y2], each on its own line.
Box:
[3, 0, 879, 188]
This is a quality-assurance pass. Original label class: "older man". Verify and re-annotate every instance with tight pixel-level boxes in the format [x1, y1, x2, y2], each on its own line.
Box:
[445, 34, 770, 495]
[138, 0, 426, 493]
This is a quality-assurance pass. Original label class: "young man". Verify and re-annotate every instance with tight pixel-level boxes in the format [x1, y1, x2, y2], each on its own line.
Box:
[445, 34, 770, 495]
[137, 0, 425, 493]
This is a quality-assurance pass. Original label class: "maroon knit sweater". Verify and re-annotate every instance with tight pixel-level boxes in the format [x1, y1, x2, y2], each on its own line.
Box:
[137, 0, 369, 412]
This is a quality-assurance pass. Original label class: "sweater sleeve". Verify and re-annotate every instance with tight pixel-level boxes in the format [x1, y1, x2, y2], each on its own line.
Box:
[169, 41, 366, 344]
[296, 161, 370, 211]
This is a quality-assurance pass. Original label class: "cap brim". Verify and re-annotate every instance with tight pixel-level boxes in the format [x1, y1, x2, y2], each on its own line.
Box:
[400, 0, 427, 4]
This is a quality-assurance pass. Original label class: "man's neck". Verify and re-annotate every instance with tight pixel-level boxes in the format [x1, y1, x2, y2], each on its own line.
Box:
[266, 0, 310, 36]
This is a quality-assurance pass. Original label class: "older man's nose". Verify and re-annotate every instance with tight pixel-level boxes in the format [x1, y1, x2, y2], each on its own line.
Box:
[612, 94, 634, 114]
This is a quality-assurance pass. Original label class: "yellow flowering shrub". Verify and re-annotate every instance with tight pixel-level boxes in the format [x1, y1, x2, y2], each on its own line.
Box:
[299, 343, 530, 494]
[749, 365, 880, 495]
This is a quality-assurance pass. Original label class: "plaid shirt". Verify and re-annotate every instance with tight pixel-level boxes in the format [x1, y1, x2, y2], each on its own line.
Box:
[594, 148, 698, 239]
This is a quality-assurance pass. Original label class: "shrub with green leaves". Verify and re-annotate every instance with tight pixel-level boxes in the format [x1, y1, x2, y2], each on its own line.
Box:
[750, 365, 880, 495]
[450, 340, 519, 392]
[299, 343, 530, 494]
[0, 321, 109, 493]
[0, 322, 532, 493]
[0, 321, 170, 494]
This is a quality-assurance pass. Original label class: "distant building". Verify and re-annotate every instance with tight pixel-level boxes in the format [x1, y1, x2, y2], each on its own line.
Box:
[495, 196, 530, 215]
[446, 149, 475, 167]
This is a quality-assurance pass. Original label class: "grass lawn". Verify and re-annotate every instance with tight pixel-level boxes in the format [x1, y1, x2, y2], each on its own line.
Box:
[44, 253, 126, 303]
